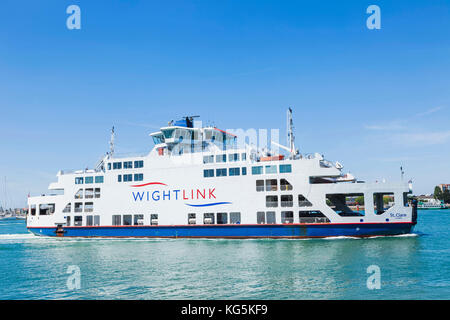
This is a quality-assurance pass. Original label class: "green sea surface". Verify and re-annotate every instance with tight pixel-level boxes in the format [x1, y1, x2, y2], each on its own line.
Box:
[0, 210, 448, 299]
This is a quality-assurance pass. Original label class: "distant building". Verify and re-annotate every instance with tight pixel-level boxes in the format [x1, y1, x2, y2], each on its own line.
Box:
[439, 184, 450, 192]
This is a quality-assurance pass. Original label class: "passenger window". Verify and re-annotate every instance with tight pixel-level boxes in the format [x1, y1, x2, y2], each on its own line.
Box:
[203, 213, 215, 224]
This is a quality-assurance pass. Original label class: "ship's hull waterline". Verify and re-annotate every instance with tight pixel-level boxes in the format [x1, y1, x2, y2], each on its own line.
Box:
[28, 222, 415, 238]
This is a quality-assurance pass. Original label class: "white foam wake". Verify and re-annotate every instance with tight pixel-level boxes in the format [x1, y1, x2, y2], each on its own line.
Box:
[0, 233, 39, 240]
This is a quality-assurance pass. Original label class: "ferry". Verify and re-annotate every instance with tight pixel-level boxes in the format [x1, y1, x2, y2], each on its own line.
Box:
[27, 110, 418, 238]
[417, 198, 447, 210]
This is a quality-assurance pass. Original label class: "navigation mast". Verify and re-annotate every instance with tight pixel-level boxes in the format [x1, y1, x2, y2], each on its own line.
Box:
[110, 126, 115, 157]
[287, 108, 298, 158]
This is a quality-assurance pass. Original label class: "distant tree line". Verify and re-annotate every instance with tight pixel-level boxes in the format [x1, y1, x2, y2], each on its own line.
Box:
[434, 186, 450, 204]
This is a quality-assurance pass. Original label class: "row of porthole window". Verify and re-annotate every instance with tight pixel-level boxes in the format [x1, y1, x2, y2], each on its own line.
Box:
[256, 211, 330, 224]
[74, 188, 100, 199]
[204, 167, 247, 178]
[66, 215, 100, 226]
[252, 164, 292, 175]
[189, 212, 241, 225]
[75, 176, 104, 185]
[203, 153, 247, 164]
[108, 160, 144, 170]
[265, 194, 313, 208]
[117, 173, 144, 182]
[112, 214, 155, 226]
[63, 202, 94, 213]
[256, 179, 293, 191]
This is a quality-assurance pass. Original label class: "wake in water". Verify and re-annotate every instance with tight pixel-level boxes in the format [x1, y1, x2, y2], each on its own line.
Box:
[0, 233, 39, 240]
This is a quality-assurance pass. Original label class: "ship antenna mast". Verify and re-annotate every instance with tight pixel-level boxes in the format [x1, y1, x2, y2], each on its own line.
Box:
[287, 108, 297, 158]
[110, 126, 115, 157]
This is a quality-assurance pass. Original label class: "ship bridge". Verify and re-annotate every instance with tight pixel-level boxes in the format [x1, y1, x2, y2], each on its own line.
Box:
[150, 116, 237, 156]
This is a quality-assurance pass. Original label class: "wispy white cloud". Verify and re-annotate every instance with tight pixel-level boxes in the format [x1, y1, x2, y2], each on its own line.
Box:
[364, 106, 445, 132]
[364, 120, 406, 131]
[392, 130, 450, 146]
[415, 106, 444, 117]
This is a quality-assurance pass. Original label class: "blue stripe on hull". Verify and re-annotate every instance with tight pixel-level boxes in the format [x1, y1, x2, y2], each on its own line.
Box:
[28, 223, 415, 238]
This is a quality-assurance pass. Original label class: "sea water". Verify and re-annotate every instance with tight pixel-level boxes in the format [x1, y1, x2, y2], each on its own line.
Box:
[0, 210, 449, 299]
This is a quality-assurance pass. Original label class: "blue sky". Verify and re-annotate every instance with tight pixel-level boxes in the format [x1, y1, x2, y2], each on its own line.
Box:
[1, 0, 449, 207]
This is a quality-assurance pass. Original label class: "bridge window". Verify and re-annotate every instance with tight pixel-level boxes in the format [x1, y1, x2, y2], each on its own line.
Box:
[266, 211, 276, 224]
[241, 153, 247, 161]
[280, 179, 292, 191]
[280, 164, 292, 173]
[216, 168, 227, 177]
[112, 215, 121, 226]
[123, 215, 132, 226]
[252, 166, 263, 175]
[74, 216, 82, 226]
[228, 153, 239, 162]
[134, 174, 144, 182]
[188, 213, 196, 225]
[203, 213, 214, 224]
[266, 179, 277, 191]
[298, 194, 313, 207]
[374, 192, 394, 215]
[256, 180, 264, 192]
[326, 193, 365, 217]
[265, 165, 277, 174]
[266, 195, 278, 207]
[94, 215, 100, 226]
[85, 176, 94, 184]
[281, 195, 293, 207]
[229, 167, 240, 176]
[203, 155, 214, 164]
[124, 161, 133, 169]
[151, 214, 158, 225]
[230, 212, 241, 224]
[95, 176, 104, 183]
[204, 169, 214, 178]
[134, 160, 144, 168]
[86, 215, 93, 226]
[217, 212, 228, 224]
[113, 162, 122, 170]
[281, 211, 294, 224]
[30, 205, 36, 216]
[134, 214, 144, 225]
[75, 177, 83, 184]
[299, 211, 330, 223]
[108, 163, 111, 170]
